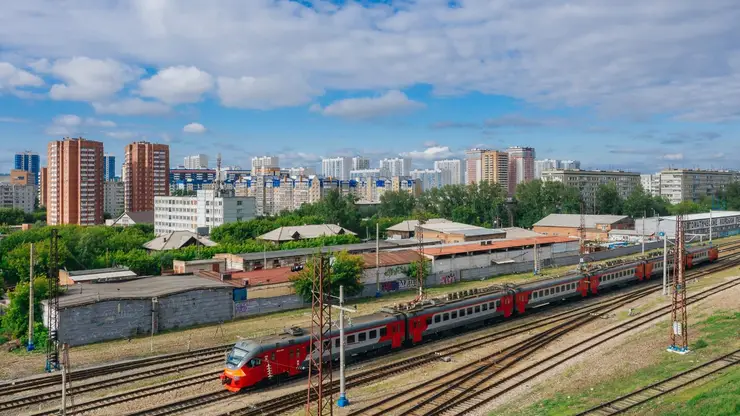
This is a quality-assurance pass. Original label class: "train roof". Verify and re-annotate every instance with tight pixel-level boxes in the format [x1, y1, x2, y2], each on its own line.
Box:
[387, 284, 511, 315]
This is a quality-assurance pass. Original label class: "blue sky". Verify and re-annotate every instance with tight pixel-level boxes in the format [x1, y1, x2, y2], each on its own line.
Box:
[1, 0, 739, 174]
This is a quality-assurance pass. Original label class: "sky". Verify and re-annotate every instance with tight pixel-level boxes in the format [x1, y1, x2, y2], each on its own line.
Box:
[0, 0, 739, 174]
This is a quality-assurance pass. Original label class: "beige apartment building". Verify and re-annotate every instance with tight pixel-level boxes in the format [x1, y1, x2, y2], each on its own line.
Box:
[659, 169, 740, 204]
[540, 169, 640, 211]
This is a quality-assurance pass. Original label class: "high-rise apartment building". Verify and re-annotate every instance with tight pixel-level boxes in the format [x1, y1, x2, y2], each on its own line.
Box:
[184, 154, 209, 169]
[411, 169, 444, 191]
[640, 174, 661, 197]
[540, 169, 640, 212]
[349, 169, 385, 180]
[506, 146, 535, 195]
[103, 181, 125, 217]
[433, 159, 464, 186]
[352, 156, 370, 171]
[534, 159, 581, 178]
[154, 190, 256, 235]
[39, 167, 48, 207]
[465, 149, 486, 184]
[9, 169, 33, 186]
[251, 156, 280, 175]
[481, 150, 509, 188]
[560, 160, 581, 170]
[287, 166, 316, 177]
[379, 157, 412, 177]
[47, 138, 105, 225]
[0, 183, 35, 213]
[123, 141, 170, 213]
[322, 156, 352, 180]
[14, 151, 40, 185]
[103, 154, 116, 181]
[658, 169, 739, 205]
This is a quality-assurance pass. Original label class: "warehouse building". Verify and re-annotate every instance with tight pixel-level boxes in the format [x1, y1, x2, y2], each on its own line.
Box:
[533, 214, 634, 241]
[635, 211, 740, 240]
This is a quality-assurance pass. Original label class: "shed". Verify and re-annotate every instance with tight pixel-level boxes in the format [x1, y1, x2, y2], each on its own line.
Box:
[59, 266, 138, 285]
[144, 231, 218, 251]
[257, 224, 357, 243]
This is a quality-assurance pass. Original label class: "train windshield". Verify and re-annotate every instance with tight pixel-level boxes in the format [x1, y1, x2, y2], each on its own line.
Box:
[227, 347, 249, 366]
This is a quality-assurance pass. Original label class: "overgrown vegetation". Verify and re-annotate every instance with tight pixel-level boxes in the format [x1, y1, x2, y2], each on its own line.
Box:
[291, 251, 365, 302]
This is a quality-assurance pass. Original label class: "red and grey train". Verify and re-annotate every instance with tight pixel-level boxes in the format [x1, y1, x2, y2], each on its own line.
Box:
[221, 244, 718, 391]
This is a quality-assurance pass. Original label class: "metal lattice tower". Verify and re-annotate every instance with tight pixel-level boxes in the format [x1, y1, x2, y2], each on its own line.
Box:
[45, 228, 61, 372]
[669, 214, 689, 353]
[414, 217, 427, 302]
[306, 255, 333, 416]
[578, 198, 587, 271]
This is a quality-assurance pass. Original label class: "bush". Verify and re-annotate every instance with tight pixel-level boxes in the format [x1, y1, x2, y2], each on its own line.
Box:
[692, 338, 709, 350]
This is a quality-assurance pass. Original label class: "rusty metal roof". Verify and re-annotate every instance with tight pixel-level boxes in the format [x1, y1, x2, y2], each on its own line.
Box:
[420, 235, 575, 257]
[360, 249, 421, 268]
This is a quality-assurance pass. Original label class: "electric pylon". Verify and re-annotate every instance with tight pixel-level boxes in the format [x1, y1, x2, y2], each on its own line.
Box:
[306, 255, 333, 415]
[668, 214, 689, 354]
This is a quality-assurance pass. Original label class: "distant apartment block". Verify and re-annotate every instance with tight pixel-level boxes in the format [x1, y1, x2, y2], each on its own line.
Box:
[251, 156, 279, 175]
[640, 174, 661, 197]
[481, 150, 509, 188]
[506, 146, 535, 195]
[39, 167, 48, 207]
[410, 169, 444, 191]
[0, 183, 35, 213]
[540, 169, 641, 211]
[154, 190, 256, 235]
[352, 156, 370, 171]
[349, 169, 385, 180]
[14, 151, 40, 185]
[9, 169, 33, 186]
[123, 142, 170, 213]
[465, 149, 485, 184]
[47, 138, 105, 225]
[322, 157, 352, 180]
[433, 159, 464, 186]
[103, 154, 116, 181]
[184, 154, 209, 169]
[379, 157, 412, 177]
[103, 180, 125, 217]
[534, 159, 581, 179]
[287, 166, 316, 177]
[659, 169, 740, 205]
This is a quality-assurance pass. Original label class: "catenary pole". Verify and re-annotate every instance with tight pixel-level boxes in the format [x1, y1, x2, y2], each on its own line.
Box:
[28, 243, 35, 351]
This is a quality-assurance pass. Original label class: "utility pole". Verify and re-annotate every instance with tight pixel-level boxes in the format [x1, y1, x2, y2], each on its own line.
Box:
[27, 243, 35, 351]
[306, 255, 332, 416]
[578, 198, 586, 271]
[533, 239, 540, 275]
[641, 211, 646, 255]
[375, 223, 380, 297]
[60, 343, 69, 415]
[662, 233, 668, 296]
[332, 286, 357, 407]
[668, 214, 689, 354]
[709, 209, 713, 244]
[414, 217, 427, 302]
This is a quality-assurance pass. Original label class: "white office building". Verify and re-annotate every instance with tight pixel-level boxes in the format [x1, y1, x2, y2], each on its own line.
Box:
[352, 156, 370, 171]
[380, 157, 412, 177]
[154, 190, 256, 235]
[434, 159, 464, 186]
[103, 181, 124, 217]
[184, 154, 209, 169]
[322, 157, 352, 180]
[251, 156, 280, 175]
[410, 169, 445, 191]
[0, 183, 35, 213]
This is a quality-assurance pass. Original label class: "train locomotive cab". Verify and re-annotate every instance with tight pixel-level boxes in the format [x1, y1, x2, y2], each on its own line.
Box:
[220, 340, 265, 392]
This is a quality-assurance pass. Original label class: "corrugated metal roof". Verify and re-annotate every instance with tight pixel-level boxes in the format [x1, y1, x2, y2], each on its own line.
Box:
[231, 267, 298, 286]
[230, 239, 439, 261]
[258, 224, 357, 242]
[143, 231, 217, 251]
[68, 270, 138, 282]
[421, 235, 575, 257]
[386, 218, 450, 232]
[534, 214, 629, 228]
[360, 249, 420, 268]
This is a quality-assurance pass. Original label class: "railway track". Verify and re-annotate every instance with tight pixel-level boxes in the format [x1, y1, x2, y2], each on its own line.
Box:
[576, 348, 740, 415]
[352, 276, 740, 416]
[0, 344, 231, 398]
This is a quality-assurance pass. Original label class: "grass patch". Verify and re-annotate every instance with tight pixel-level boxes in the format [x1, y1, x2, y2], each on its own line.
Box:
[495, 309, 739, 416]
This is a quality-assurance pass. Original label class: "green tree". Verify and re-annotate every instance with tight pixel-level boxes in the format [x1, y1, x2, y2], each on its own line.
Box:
[315, 190, 361, 232]
[514, 180, 581, 228]
[669, 201, 706, 215]
[1, 277, 49, 340]
[0, 208, 27, 225]
[596, 183, 623, 215]
[378, 191, 416, 217]
[291, 251, 365, 302]
[404, 258, 431, 281]
[722, 181, 740, 210]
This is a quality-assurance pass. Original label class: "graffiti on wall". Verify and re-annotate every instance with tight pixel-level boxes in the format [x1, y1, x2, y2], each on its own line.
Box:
[438, 272, 458, 285]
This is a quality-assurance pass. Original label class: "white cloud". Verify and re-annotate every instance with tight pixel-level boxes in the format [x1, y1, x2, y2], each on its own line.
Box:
[0, 2, 740, 120]
[316, 90, 425, 120]
[183, 122, 206, 134]
[53, 114, 82, 127]
[401, 146, 456, 161]
[217, 75, 319, 109]
[36, 57, 141, 101]
[93, 98, 171, 116]
[139, 66, 213, 104]
[0, 62, 44, 91]
[0, 116, 28, 123]
[46, 113, 119, 136]
[662, 153, 685, 161]
[105, 131, 138, 140]
[85, 118, 116, 127]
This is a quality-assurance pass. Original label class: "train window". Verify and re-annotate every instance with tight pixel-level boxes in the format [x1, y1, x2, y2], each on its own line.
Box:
[443, 313, 449, 321]
[247, 358, 262, 367]
[489, 302, 496, 309]
[532, 292, 537, 299]
[380, 328, 387, 337]
[475, 306, 480, 313]
[335, 338, 340, 348]
[435, 315, 441, 323]
[359, 333, 367, 342]
[347, 335, 355, 344]
[467, 307, 473, 314]
[425, 317, 432, 325]
[460, 309, 466, 317]
[451, 311, 457, 319]
[370, 329, 377, 339]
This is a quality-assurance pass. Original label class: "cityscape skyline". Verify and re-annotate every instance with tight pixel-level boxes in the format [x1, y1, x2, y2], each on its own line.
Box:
[0, 2, 738, 174]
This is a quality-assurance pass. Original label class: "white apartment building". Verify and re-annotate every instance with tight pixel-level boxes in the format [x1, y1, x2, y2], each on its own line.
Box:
[541, 169, 641, 212]
[0, 183, 35, 213]
[640, 174, 661, 197]
[433, 159, 464, 186]
[659, 169, 740, 205]
[534, 159, 581, 179]
[251, 156, 280, 175]
[352, 156, 370, 171]
[379, 157, 412, 177]
[287, 166, 316, 177]
[410, 169, 444, 191]
[560, 160, 581, 170]
[349, 168, 386, 180]
[154, 190, 256, 235]
[322, 157, 352, 180]
[184, 154, 209, 169]
[103, 181, 124, 217]
[465, 149, 485, 184]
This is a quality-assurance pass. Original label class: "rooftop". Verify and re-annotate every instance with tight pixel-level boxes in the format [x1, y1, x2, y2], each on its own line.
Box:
[661, 211, 740, 221]
[386, 218, 451, 232]
[534, 214, 630, 229]
[112, 211, 154, 224]
[54, 275, 232, 308]
[500, 227, 545, 240]
[225, 239, 439, 262]
[257, 224, 357, 242]
[420, 221, 506, 237]
[230, 267, 298, 286]
[64, 267, 138, 283]
[360, 249, 420, 268]
[144, 231, 217, 251]
[420, 235, 575, 258]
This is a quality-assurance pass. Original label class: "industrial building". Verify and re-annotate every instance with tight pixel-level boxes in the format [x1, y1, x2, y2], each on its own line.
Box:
[417, 221, 506, 243]
[59, 266, 138, 285]
[533, 214, 634, 241]
[635, 211, 740, 240]
[540, 169, 641, 211]
[386, 218, 452, 239]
